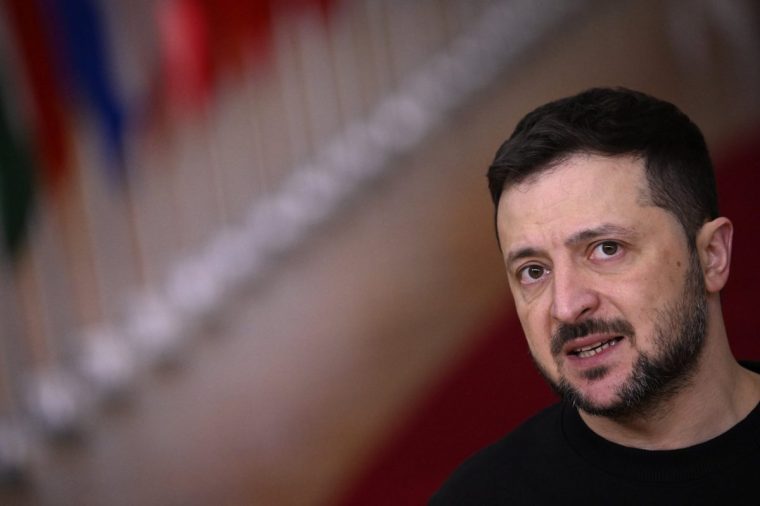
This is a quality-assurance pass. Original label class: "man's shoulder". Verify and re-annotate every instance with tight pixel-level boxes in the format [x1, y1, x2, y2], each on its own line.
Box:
[455, 401, 564, 472]
[430, 402, 566, 505]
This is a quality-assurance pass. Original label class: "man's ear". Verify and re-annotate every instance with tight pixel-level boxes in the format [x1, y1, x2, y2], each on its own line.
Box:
[696, 217, 733, 293]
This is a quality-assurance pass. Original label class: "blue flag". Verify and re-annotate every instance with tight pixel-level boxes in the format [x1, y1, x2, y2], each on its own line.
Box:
[40, 0, 127, 182]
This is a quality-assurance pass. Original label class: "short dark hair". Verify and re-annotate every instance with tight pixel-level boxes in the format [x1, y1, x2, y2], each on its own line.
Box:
[487, 87, 719, 246]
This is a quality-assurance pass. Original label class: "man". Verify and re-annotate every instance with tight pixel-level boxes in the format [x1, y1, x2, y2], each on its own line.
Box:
[431, 87, 760, 504]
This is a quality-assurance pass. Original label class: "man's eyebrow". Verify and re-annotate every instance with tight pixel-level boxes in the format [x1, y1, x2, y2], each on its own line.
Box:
[565, 223, 636, 247]
[506, 247, 543, 266]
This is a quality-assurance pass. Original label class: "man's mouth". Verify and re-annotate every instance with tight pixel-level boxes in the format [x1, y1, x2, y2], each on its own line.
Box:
[569, 336, 625, 358]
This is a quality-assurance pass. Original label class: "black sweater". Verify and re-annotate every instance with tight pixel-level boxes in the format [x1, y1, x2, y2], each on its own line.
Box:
[431, 362, 760, 505]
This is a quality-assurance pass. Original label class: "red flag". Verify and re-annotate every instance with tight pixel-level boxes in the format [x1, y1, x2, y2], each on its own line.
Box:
[157, 0, 214, 117]
[281, 0, 340, 21]
[199, 0, 274, 78]
[4, 0, 71, 192]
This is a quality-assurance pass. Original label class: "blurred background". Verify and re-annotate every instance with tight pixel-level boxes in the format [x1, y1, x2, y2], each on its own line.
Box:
[0, 0, 759, 504]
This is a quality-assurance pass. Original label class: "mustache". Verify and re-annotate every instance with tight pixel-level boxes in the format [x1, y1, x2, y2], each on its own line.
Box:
[551, 318, 635, 356]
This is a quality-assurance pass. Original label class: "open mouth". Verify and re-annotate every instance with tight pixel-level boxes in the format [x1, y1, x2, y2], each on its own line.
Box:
[570, 336, 624, 359]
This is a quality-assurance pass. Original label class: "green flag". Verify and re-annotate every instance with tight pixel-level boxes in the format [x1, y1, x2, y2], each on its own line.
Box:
[0, 78, 36, 261]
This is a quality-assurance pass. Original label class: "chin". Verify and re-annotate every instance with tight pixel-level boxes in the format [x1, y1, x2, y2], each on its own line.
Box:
[557, 367, 636, 416]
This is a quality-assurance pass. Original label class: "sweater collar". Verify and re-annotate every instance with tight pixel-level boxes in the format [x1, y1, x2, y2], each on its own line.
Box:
[561, 361, 760, 483]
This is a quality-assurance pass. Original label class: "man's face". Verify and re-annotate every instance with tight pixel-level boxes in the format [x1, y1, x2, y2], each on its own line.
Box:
[496, 154, 707, 418]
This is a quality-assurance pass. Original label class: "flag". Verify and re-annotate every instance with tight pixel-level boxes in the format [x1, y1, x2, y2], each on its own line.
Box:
[282, 0, 340, 21]
[157, 0, 214, 117]
[0, 76, 36, 261]
[40, 0, 128, 181]
[4, 0, 71, 192]
[199, 0, 274, 78]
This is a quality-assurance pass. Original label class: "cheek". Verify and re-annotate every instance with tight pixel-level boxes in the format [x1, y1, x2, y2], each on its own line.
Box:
[632, 245, 690, 301]
[515, 301, 543, 344]
[516, 306, 557, 369]
[608, 275, 679, 349]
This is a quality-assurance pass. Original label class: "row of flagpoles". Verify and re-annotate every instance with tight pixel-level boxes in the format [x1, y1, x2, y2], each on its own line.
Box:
[0, 0, 589, 488]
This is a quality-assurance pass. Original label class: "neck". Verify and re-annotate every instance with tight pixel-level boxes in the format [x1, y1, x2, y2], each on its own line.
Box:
[579, 319, 760, 450]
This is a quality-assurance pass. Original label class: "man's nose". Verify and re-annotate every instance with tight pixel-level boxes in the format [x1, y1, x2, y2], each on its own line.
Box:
[550, 267, 600, 324]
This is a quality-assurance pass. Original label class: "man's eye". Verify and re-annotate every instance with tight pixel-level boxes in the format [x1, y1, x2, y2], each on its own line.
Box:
[518, 265, 548, 284]
[591, 241, 622, 260]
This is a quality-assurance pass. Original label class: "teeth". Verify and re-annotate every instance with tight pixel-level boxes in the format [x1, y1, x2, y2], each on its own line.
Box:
[575, 338, 619, 359]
